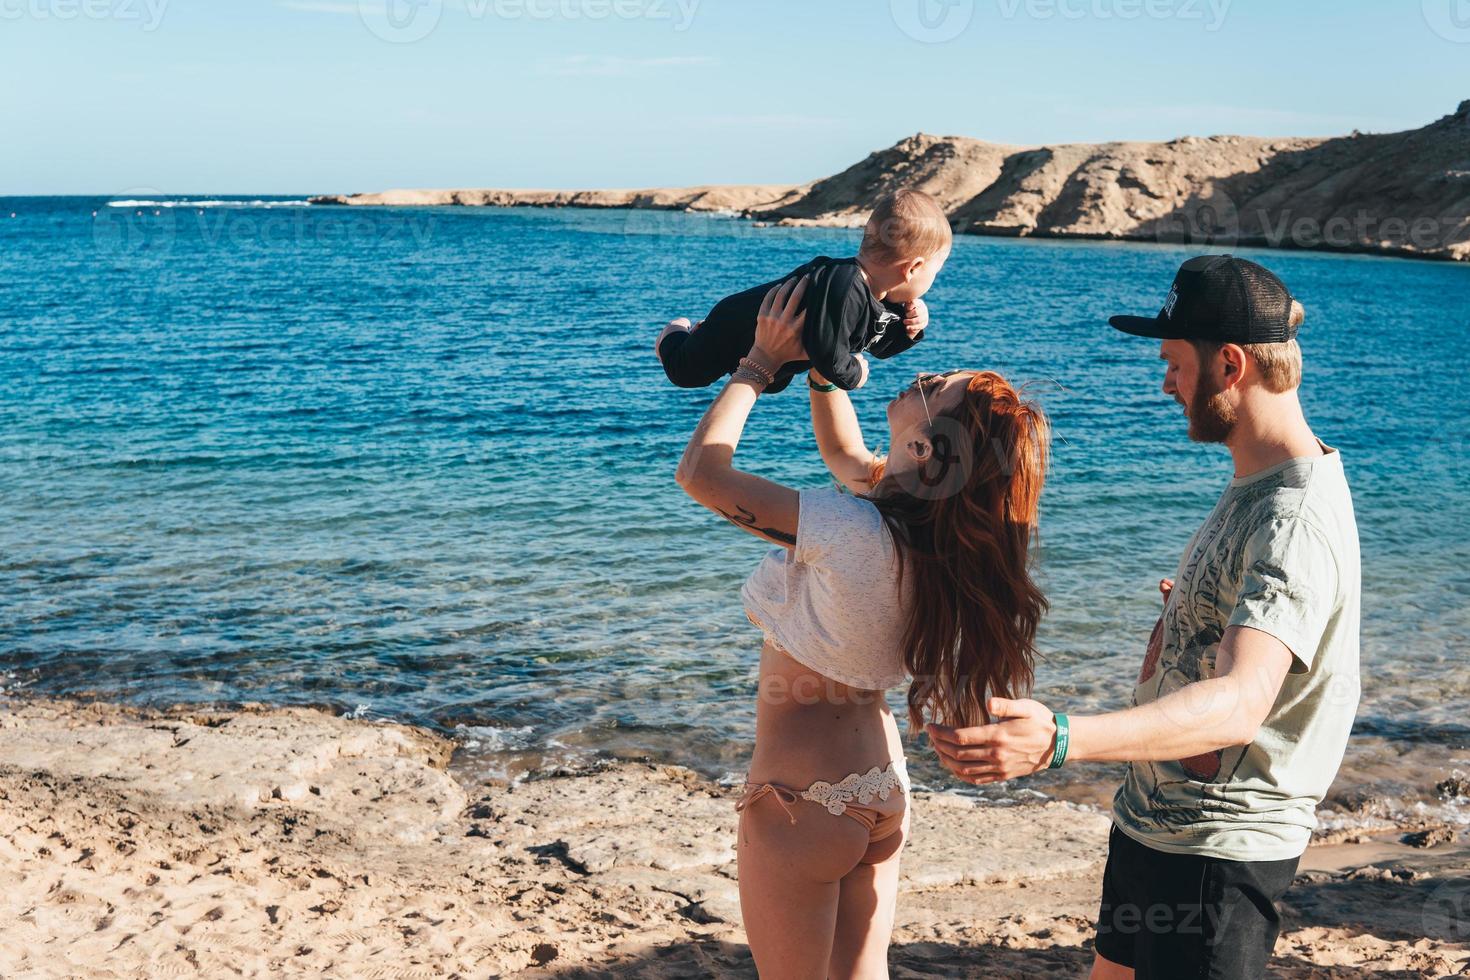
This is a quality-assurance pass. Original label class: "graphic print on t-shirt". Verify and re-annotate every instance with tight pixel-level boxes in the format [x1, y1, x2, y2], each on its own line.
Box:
[1114, 448, 1360, 862]
[1126, 476, 1292, 829]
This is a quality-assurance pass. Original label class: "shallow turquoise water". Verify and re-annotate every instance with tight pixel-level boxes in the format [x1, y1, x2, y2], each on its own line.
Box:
[2, 198, 1467, 792]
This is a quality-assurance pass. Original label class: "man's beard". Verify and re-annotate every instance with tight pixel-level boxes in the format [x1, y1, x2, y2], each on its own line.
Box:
[1187, 372, 1237, 444]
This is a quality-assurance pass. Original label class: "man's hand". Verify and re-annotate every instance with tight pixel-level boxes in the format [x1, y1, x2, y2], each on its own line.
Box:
[927, 698, 1058, 786]
[903, 299, 929, 339]
[1160, 578, 1175, 604]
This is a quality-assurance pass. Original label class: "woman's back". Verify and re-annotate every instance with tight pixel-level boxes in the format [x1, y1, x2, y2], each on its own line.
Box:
[747, 640, 904, 788]
[741, 487, 911, 693]
[740, 487, 911, 789]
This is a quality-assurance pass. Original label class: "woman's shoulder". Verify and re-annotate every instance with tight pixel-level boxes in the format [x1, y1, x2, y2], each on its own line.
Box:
[795, 487, 890, 565]
[799, 485, 881, 520]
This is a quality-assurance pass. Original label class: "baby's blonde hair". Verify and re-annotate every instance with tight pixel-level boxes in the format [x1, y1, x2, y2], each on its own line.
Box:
[860, 190, 953, 263]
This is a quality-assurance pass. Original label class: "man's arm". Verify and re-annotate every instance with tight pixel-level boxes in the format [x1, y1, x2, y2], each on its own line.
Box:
[929, 625, 1295, 784]
[1073, 625, 1294, 762]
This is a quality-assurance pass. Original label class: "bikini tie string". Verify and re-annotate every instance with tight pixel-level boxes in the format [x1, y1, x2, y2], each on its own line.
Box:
[735, 784, 800, 825]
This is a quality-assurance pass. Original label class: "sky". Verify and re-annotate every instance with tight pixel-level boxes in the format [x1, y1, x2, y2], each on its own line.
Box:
[3, 0, 1467, 194]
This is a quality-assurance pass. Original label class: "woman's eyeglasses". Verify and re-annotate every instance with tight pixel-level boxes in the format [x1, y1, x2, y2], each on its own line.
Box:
[899, 371, 964, 429]
[913, 371, 961, 428]
[916, 374, 935, 428]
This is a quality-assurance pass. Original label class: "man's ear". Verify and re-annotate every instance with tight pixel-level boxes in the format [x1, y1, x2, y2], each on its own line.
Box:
[1218, 344, 1248, 390]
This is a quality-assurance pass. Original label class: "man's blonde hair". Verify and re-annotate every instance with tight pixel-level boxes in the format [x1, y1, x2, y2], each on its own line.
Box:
[860, 189, 953, 263]
[1194, 301, 1306, 394]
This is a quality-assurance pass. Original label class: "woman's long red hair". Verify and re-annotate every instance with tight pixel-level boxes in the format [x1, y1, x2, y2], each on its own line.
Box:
[868, 372, 1050, 731]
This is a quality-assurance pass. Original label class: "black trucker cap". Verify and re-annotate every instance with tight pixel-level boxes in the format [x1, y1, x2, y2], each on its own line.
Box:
[1110, 255, 1297, 344]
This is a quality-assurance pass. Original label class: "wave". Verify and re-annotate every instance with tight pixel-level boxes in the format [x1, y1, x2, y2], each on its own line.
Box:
[105, 199, 312, 209]
[454, 724, 539, 753]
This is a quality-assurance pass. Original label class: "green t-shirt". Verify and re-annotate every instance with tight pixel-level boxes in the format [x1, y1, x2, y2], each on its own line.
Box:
[1113, 447, 1361, 862]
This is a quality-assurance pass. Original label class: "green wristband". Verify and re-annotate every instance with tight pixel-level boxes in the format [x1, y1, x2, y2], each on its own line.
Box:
[1049, 713, 1070, 770]
[808, 376, 840, 393]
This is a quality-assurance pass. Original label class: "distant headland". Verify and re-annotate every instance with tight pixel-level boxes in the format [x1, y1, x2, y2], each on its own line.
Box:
[311, 101, 1470, 263]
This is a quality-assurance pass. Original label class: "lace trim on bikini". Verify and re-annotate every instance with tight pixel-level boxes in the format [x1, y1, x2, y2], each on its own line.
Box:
[800, 763, 908, 817]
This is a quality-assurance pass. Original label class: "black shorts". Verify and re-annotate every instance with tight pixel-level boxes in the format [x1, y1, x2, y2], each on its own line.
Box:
[1094, 824, 1300, 980]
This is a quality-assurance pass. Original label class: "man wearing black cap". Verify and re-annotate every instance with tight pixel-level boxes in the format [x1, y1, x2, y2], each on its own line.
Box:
[927, 255, 1362, 979]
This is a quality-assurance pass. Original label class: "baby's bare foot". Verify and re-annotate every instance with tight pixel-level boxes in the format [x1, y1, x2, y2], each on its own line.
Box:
[655, 318, 694, 363]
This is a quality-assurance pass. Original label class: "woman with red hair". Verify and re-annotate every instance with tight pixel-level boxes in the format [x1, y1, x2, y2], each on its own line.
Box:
[675, 277, 1050, 979]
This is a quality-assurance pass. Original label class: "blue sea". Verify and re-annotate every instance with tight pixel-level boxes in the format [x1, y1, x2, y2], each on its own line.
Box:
[2, 197, 1468, 813]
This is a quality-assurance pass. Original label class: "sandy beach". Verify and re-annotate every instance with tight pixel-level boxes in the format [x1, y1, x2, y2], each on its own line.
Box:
[0, 698, 1464, 978]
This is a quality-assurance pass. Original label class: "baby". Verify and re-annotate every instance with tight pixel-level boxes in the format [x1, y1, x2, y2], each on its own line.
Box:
[655, 190, 953, 393]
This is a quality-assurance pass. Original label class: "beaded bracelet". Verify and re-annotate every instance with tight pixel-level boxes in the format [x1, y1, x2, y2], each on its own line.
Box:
[737, 357, 775, 387]
[732, 365, 770, 389]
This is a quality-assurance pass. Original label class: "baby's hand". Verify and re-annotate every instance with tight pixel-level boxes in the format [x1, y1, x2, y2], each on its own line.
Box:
[855, 355, 870, 389]
[904, 299, 929, 340]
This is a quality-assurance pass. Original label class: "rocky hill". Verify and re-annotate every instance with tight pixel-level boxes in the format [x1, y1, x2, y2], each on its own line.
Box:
[309, 183, 805, 214]
[311, 101, 1470, 262]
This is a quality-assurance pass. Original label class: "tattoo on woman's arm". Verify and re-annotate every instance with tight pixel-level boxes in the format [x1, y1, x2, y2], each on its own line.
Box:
[718, 504, 796, 546]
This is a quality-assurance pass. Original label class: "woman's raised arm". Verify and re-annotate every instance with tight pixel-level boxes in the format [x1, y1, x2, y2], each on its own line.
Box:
[674, 279, 810, 549]
[809, 370, 881, 495]
[727, 276, 880, 495]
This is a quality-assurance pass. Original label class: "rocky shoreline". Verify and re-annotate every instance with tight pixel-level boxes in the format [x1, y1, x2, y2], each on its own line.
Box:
[1, 698, 1467, 977]
[310, 101, 1470, 264]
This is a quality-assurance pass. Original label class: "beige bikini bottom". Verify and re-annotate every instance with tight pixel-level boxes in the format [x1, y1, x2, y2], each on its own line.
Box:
[735, 762, 909, 862]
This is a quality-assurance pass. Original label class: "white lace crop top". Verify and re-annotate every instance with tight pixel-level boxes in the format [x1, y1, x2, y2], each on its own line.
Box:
[740, 487, 911, 691]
